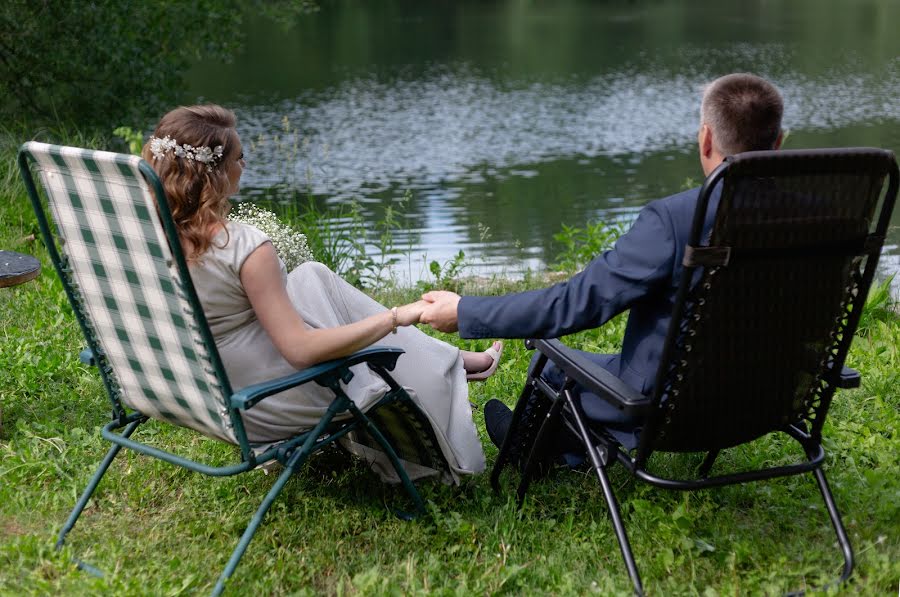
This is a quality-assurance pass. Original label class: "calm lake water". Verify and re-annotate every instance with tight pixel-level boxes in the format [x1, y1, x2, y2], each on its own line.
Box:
[186, 0, 900, 289]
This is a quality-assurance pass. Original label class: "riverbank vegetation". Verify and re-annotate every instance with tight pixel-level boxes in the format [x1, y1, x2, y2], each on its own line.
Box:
[2, 128, 899, 594]
[0, 1, 316, 128]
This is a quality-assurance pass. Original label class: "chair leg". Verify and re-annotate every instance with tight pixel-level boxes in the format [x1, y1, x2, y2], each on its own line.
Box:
[490, 380, 537, 493]
[564, 390, 644, 597]
[515, 394, 563, 506]
[812, 467, 854, 586]
[782, 466, 854, 597]
[346, 402, 425, 519]
[491, 352, 548, 493]
[211, 446, 310, 597]
[591, 451, 644, 597]
[56, 418, 143, 576]
[697, 449, 719, 478]
[212, 400, 346, 596]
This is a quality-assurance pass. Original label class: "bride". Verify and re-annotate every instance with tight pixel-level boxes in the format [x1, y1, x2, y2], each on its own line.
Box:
[142, 104, 502, 483]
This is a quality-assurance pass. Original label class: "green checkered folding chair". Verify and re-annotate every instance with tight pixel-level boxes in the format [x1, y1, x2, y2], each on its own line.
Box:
[17, 141, 448, 595]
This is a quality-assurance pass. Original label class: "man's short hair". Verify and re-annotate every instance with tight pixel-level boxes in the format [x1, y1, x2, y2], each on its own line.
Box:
[701, 73, 783, 156]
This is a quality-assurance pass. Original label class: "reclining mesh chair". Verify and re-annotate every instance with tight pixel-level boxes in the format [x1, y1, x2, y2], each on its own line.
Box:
[18, 142, 448, 595]
[490, 148, 898, 595]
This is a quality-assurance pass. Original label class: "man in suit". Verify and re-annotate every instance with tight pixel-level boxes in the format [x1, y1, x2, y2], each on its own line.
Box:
[420, 73, 784, 455]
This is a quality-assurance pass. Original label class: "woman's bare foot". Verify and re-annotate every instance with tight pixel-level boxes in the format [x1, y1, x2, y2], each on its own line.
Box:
[461, 341, 503, 381]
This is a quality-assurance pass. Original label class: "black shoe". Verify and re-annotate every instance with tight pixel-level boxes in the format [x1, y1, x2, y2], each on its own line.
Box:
[484, 399, 513, 450]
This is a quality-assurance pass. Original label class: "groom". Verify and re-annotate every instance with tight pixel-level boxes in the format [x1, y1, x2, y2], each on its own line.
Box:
[420, 73, 785, 452]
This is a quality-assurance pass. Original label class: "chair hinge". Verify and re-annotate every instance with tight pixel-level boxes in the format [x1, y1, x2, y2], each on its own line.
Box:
[594, 443, 609, 466]
[683, 245, 731, 267]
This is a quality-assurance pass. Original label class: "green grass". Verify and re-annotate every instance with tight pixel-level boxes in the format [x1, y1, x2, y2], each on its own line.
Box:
[2, 132, 899, 595]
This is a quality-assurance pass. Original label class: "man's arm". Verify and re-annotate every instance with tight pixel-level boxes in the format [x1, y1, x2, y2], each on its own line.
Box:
[437, 203, 676, 339]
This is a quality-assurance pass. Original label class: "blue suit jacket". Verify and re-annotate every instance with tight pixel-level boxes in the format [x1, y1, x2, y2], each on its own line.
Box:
[458, 186, 719, 396]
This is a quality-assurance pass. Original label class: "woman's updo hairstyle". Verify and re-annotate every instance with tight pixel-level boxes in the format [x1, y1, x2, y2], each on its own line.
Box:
[142, 104, 241, 260]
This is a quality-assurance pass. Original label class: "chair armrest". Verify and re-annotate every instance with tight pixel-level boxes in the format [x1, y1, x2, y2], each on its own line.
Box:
[529, 338, 653, 416]
[836, 365, 861, 389]
[229, 346, 405, 411]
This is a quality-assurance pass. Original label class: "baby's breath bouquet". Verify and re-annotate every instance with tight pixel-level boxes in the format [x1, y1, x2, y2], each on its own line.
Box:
[229, 203, 314, 271]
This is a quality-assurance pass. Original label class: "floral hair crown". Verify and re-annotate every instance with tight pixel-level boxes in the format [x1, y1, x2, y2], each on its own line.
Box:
[148, 135, 225, 172]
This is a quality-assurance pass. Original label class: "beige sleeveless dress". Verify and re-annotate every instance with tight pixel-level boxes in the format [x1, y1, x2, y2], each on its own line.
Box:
[188, 221, 485, 483]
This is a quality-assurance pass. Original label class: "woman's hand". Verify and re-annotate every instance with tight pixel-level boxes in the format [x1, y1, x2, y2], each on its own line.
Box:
[396, 300, 429, 327]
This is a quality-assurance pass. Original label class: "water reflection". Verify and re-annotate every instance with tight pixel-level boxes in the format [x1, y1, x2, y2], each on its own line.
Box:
[237, 69, 703, 195]
[237, 64, 900, 196]
[186, 0, 900, 288]
[230, 64, 899, 281]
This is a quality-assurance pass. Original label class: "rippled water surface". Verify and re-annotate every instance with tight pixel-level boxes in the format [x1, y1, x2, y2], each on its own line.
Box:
[187, 0, 900, 288]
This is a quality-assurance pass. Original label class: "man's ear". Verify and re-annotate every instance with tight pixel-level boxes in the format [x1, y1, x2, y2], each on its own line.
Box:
[773, 130, 784, 150]
[699, 124, 714, 158]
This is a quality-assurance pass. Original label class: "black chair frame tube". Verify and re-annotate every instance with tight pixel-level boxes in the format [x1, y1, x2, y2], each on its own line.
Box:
[511, 363, 854, 596]
[562, 385, 644, 596]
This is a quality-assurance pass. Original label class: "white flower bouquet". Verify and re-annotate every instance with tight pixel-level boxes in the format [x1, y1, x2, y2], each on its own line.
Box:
[229, 203, 314, 271]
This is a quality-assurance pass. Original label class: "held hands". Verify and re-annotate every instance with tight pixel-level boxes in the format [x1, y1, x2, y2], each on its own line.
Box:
[393, 291, 462, 332]
[420, 290, 462, 333]
[395, 300, 430, 328]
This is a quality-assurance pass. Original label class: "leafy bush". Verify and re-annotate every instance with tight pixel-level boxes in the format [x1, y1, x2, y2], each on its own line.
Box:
[551, 219, 627, 273]
[0, 1, 315, 127]
[416, 250, 469, 294]
[856, 275, 897, 336]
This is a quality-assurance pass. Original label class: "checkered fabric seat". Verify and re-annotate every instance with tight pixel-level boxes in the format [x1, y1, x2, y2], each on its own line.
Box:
[23, 142, 235, 441]
[18, 141, 443, 595]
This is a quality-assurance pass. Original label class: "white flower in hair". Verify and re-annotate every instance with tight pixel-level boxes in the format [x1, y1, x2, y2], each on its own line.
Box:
[148, 135, 225, 172]
[149, 135, 177, 159]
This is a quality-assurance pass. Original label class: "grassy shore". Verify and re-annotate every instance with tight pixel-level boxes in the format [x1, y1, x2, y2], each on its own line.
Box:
[1, 134, 898, 595]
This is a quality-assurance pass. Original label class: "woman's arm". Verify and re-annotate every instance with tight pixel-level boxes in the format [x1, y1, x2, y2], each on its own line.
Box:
[240, 242, 423, 369]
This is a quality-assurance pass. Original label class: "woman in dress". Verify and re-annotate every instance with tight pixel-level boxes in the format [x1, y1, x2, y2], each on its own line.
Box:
[142, 104, 501, 483]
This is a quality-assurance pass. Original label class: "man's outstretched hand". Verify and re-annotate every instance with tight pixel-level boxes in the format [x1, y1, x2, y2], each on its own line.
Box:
[420, 290, 462, 333]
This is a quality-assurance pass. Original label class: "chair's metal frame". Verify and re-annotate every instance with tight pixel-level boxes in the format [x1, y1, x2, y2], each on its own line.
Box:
[491, 148, 899, 596]
[18, 148, 438, 596]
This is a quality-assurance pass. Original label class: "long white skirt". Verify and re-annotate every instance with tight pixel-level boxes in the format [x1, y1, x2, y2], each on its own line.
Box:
[217, 261, 485, 484]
